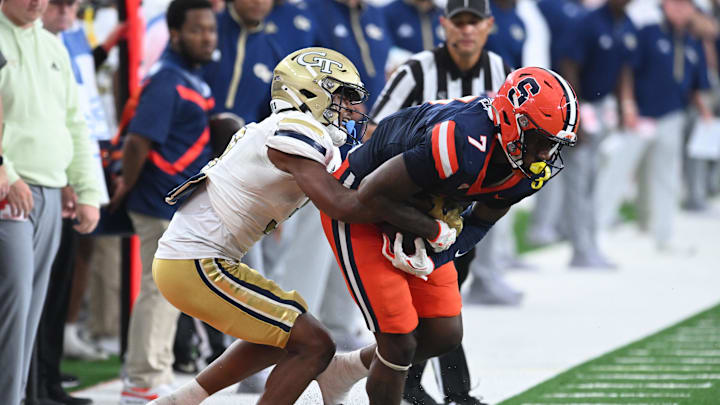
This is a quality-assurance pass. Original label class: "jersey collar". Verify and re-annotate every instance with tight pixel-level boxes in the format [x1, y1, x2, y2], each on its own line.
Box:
[436, 45, 487, 80]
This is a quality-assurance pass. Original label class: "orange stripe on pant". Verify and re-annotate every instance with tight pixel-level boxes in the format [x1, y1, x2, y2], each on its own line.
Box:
[320, 213, 462, 334]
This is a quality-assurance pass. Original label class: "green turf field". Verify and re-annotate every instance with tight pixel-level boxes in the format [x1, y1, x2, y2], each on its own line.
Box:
[499, 303, 720, 405]
[63, 355, 121, 391]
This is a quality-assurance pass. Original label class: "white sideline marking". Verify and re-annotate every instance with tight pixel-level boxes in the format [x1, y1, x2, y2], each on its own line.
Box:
[521, 402, 680, 405]
[645, 342, 720, 349]
[589, 365, 715, 372]
[614, 356, 720, 364]
[577, 373, 720, 380]
[565, 382, 713, 389]
[627, 349, 720, 356]
[543, 392, 691, 398]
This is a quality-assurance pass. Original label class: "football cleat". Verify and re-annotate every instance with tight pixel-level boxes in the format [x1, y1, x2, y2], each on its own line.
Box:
[402, 386, 440, 404]
[445, 394, 488, 405]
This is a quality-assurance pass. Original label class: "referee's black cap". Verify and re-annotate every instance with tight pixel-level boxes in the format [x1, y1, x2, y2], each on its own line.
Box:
[445, 0, 491, 19]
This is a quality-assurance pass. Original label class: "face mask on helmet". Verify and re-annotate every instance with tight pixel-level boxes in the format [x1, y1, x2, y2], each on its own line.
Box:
[505, 113, 575, 180]
[321, 77, 370, 146]
[270, 48, 371, 147]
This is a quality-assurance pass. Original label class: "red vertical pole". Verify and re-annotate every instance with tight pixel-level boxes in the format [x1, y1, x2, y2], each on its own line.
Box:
[119, 0, 144, 358]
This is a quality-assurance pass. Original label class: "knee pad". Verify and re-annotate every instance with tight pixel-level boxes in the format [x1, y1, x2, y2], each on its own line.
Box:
[375, 347, 411, 372]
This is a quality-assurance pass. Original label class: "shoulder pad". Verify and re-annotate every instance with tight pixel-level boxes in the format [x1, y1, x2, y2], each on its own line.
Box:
[277, 111, 329, 141]
[266, 112, 335, 167]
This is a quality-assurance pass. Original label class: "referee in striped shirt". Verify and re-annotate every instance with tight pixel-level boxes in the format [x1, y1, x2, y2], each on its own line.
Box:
[369, 1, 510, 404]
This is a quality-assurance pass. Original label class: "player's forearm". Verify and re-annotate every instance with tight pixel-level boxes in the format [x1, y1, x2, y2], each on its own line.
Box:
[121, 134, 152, 190]
[313, 181, 435, 234]
[356, 155, 440, 238]
[360, 193, 439, 239]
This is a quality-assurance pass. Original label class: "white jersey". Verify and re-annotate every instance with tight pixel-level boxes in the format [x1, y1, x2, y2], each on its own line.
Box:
[156, 110, 341, 261]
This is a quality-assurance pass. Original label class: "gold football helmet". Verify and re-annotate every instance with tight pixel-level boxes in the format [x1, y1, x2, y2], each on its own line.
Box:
[271, 47, 369, 146]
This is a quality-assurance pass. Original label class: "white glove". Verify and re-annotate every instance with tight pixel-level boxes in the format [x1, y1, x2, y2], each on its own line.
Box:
[427, 220, 456, 253]
[381, 232, 435, 280]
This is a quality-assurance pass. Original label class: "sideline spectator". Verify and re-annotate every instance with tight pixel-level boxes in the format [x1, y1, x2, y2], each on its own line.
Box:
[309, 0, 393, 108]
[108, 0, 217, 402]
[34, 0, 127, 403]
[383, 0, 443, 54]
[527, 0, 586, 247]
[597, 0, 712, 251]
[558, 0, 638, 269]
[266, 0, 316, 55]
[0, 0, 102, 402]
[0, 50, 7, 201]
[485, 0, 525, 69]
[635, 0, 713, 250]
[203, 0, 281, 127]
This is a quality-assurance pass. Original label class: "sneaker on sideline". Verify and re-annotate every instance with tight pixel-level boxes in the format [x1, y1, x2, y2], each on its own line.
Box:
[60, 373, 80, 389]
[63, 325, 109, 361]
[120, 384, 173, 404]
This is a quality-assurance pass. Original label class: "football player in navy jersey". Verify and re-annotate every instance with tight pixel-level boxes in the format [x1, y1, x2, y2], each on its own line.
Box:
[315, 66, 578, 405]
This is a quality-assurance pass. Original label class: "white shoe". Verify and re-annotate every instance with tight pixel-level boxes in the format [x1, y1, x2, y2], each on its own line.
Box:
[317, 351, 368, 405]
[120, 384, 173, 405]
[63, 324, 109, 361]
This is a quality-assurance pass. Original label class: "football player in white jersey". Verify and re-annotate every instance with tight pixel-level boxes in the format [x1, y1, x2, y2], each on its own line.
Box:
[148, 47, 457, 405]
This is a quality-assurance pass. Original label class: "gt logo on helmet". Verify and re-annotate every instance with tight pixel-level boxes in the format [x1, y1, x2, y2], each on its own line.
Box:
[297, 51, 343, 74]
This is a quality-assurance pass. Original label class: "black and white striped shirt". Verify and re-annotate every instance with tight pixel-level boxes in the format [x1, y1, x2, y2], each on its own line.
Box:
[370, 46, 512, 122]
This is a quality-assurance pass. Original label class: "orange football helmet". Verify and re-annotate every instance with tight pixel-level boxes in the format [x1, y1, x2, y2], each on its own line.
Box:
[490, 67, 579, 177]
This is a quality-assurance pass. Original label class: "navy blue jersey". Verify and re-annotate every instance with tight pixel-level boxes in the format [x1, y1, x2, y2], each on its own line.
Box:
[266, 1, 317, 55]
[485, 1, 526, 69]
[339, 97, 550, 208]
[127, 49, 214, 220]
[562, 3, 638, 101]
[203, 9, 285, 124]
[308, 0, 392, 108]
[382, 0, 444, 54]
[537, 0, 586, 70]
[634, 23, 709, 118]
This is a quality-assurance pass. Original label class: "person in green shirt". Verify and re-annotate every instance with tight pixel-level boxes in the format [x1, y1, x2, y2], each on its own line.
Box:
[0, 0, 102, 402]
[0, 51, 7, 201]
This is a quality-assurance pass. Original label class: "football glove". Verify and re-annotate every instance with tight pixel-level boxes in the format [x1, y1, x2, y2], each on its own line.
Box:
[381, 232, 435, 280]
[427, 219, 456, 252]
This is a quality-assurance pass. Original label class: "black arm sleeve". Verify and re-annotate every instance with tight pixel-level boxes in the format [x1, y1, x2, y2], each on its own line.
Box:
[92, 46, 109, 70]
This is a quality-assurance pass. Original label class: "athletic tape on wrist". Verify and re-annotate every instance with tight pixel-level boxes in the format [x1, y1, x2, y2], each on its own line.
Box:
[374, 347, 411, 372]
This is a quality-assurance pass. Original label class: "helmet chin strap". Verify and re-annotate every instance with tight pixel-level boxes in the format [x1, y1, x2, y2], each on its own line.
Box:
[498, 133, 523, 169]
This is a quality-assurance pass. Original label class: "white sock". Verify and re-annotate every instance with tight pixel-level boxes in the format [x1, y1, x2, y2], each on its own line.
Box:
[149, 379, 209, 405]
[316, 349, 369, 405]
